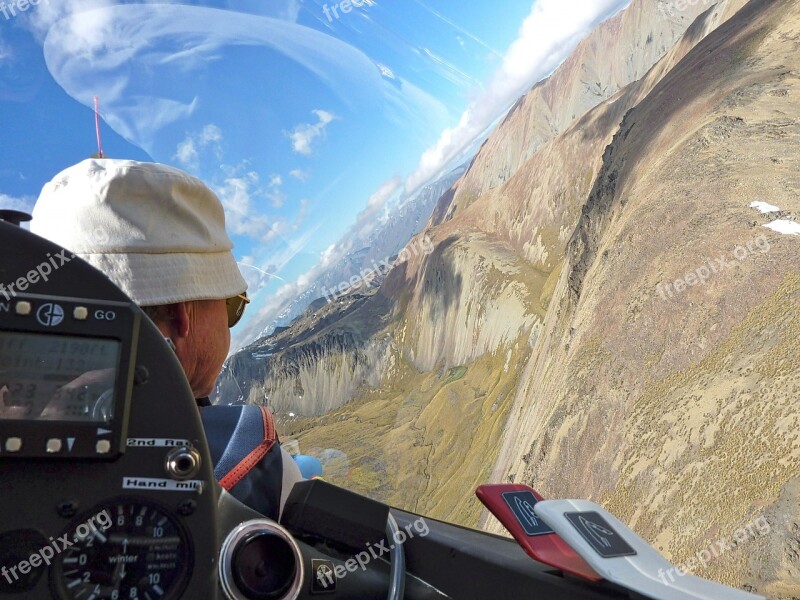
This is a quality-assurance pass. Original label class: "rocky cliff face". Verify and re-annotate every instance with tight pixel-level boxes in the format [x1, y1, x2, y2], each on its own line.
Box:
[219, 0, 800, 595]
[491, 2, 800, 595]
[430, 0, 728, 226]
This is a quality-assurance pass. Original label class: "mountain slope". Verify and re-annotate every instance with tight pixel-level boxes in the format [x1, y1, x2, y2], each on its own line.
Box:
[491, 0, 800, 595]
[430, 0, 734, 225]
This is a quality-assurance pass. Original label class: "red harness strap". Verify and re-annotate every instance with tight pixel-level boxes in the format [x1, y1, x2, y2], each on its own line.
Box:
[218, 406, 277, 491]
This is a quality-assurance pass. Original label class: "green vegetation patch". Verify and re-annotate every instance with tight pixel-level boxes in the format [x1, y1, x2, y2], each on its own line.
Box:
[283, 336, 532, 529]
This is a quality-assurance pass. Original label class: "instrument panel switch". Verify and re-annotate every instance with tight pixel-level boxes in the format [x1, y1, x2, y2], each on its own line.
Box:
[5, 437, 22, 452]
[46, 438, 63, 453]
[14, 301, 32, 316]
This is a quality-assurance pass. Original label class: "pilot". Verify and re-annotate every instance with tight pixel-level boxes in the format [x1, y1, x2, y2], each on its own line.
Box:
[30, 158, 302, 520]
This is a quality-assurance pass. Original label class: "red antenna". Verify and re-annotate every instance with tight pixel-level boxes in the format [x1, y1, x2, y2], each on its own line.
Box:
[94, 96, 105, 158]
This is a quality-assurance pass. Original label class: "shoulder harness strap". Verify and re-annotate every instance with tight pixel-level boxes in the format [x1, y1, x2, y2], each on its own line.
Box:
[214, 405, 278, 491]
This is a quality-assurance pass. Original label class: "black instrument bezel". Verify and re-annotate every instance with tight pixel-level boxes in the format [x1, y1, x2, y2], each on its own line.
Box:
[0, 293, 139, 460]
[48, 496, 195, 600]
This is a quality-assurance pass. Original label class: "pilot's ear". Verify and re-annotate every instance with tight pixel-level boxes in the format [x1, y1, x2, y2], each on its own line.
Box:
[147, 302, 192, 340]
[171, 302, 192, 339]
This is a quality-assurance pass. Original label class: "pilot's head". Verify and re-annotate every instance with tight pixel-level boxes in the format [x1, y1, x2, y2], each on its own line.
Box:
[31, 159, 249, 399]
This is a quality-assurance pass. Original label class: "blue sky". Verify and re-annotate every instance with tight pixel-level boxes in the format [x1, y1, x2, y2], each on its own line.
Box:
[0, 0, 629, 348]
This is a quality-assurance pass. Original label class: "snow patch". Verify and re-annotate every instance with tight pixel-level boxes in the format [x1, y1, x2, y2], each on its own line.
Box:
[750, 201, 781, 214]
[763, 220, 800, 236]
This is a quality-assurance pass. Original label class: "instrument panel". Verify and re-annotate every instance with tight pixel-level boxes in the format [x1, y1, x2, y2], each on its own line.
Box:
[50, 499, 193, 600]
[0, 219, 222, 600]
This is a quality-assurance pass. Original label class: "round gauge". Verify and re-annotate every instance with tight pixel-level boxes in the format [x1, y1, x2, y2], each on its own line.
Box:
[51, 499, 193, 600]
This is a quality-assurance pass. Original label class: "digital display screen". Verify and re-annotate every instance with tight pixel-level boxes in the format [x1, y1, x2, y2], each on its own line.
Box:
[0, 332, 120, 423]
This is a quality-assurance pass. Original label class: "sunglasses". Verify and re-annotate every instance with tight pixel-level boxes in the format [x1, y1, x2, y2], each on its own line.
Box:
[226, 293, 250, 328]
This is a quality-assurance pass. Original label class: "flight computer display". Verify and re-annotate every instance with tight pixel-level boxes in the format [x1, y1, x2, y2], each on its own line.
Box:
[0, 332, 121, 423]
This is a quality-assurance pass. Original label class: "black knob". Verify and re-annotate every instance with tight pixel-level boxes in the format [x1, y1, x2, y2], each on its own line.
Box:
[0, 210, 33, 227]
[232, 532, 296, 600]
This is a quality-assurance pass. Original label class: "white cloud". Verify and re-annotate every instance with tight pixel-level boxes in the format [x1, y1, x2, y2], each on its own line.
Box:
[227, 173, 397, 348]
[319, 243, 340, 268]
[289, 168, 309, 181]
[406, 0, 630, 192]
[383, 77, 452, 135]
[200, 123, 222, 144]
[323, 176, 402, 243]
[175, 138, 198, 166]
[215, 172, 282, 243]
[38, 5, 378, 152]
[38, 4, 449, 155]
[174, 123, 223, 168]
[285, 0, 301, 21]
[367, 178, 401, 212]
[106, 96, 199, 154]
[237, 257, 287, 298]
[266, 174, 286, 208]
[25, 0, 117, 47]
[288, 109, 339, 156]
[0, 194, 35, 214]
[213, 164, 300, 238]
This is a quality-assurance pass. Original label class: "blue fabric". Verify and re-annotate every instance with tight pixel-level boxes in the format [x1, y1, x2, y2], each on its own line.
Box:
[212, 405, 265, 481]
[200, 405, 283, 520]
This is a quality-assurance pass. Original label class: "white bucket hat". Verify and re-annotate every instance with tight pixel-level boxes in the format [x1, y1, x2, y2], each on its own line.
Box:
[31, 158, 247, 306]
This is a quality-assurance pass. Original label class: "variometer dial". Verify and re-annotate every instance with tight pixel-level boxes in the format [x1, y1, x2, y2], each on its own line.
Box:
[52, 499, 193, 600]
